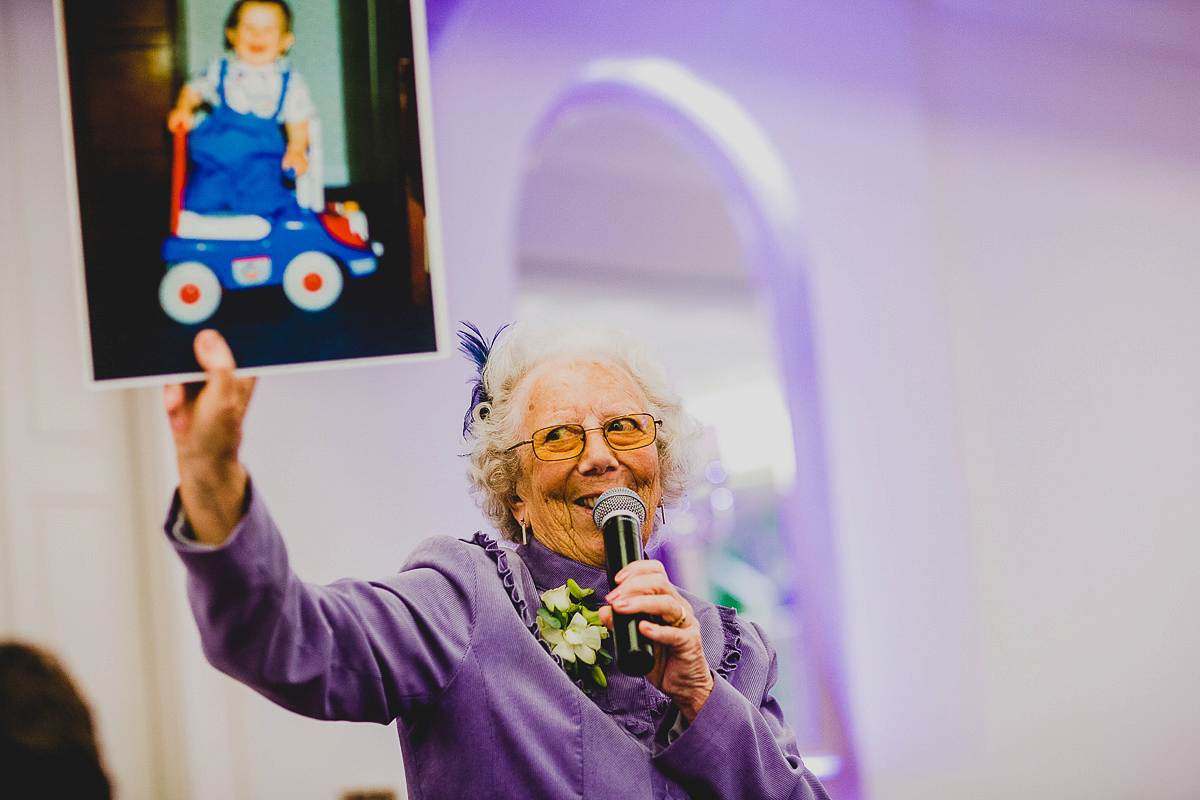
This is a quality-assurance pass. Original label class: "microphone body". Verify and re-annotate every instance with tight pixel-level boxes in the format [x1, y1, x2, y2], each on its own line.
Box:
[593, 488, 655, 676]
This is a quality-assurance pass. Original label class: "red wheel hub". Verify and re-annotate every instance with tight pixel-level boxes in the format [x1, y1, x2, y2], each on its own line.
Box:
[180, 284, 200, 305]
[304, 273, 323, 292]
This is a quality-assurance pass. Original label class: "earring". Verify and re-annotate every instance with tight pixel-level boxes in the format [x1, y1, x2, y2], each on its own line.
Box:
[658, 503, 666, 526]
[520, 517, 528, 545]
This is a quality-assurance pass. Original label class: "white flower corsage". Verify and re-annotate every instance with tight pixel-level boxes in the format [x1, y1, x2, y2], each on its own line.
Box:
[537, 578, 612, 691]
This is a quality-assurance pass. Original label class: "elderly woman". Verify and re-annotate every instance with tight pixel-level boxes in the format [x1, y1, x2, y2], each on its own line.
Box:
[163, 326, 830, 799]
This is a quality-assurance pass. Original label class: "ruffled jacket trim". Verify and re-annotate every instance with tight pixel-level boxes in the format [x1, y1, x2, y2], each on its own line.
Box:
[467, 530, 744, 690]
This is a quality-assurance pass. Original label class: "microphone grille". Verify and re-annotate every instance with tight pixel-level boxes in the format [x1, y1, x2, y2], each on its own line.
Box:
[592, 487, 647, 528]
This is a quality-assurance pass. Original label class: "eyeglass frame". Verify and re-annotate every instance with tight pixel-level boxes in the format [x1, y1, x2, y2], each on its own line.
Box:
[505, 413, 663, 462]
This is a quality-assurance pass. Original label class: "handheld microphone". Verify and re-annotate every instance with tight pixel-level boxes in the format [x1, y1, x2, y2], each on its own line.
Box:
[593, 487, 654, 676]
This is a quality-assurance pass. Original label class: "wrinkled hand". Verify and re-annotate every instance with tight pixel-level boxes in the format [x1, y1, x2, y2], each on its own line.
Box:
[163, 330, 256, 545]
[599, 560, 713, 721]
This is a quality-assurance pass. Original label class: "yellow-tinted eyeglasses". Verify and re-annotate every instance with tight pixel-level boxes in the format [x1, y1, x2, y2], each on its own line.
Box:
[506, 413, 662, 461]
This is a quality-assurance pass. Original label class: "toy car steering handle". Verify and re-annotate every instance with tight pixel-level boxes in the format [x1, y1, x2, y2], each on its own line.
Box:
[170, 128, 187, 235]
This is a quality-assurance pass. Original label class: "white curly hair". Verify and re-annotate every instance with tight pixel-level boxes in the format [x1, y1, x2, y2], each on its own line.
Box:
[464, 322, 703, 542]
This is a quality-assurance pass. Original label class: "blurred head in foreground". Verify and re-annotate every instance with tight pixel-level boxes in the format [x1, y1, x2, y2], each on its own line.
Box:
[0, 641, 111, 799]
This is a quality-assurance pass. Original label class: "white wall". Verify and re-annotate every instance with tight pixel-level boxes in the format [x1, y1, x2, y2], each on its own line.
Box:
[908, 5, 1200, 798]
[3, 0, 1199, 798]
[0, 2, 169, 796]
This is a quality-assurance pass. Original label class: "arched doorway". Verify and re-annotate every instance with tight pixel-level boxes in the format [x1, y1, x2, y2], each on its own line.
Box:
[513, 58, 861, 798]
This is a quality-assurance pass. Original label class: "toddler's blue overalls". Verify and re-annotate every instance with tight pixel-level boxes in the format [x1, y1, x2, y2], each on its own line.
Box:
[185, 59, 298, 217]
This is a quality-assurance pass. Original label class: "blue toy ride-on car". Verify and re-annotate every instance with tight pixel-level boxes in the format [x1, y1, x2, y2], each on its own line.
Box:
[159, 126, 382, 324]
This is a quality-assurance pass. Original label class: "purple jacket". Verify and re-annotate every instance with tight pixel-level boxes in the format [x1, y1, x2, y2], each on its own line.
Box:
[169, 485, 831, 799]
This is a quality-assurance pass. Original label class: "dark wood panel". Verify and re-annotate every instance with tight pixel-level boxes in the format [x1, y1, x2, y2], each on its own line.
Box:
[83, 47, 174, 163]
[87, 28, 173, 50]
[67, 0, 170, 31]
[63, 0, 179, 376]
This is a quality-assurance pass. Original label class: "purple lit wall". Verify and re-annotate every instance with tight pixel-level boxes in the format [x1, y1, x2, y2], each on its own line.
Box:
[427, 4, 970, 797]
[4, 1, 1200, 798]
[521, 58, 861, 796]
[426, 2, 1200, 798]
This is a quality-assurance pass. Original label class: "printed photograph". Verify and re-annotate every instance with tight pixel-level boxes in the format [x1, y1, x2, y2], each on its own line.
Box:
[58, 0, 445, 386]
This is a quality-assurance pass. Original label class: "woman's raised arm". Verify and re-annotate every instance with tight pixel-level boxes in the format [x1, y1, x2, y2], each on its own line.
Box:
[163, 329, 256, 545]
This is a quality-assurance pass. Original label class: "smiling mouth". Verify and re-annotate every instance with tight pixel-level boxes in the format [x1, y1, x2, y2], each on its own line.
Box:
[574, 495, 600, 510]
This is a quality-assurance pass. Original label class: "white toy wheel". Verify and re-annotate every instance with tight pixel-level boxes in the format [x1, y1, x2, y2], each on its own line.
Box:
[282, 252, 343, 311]
[160, 261, 222, 324]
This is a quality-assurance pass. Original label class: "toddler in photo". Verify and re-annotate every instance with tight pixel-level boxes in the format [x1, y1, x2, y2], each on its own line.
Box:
[167, 0, 315, 217]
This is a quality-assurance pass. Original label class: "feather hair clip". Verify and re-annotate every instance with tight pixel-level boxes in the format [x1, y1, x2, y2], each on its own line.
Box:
[458, 322, 509, 437]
